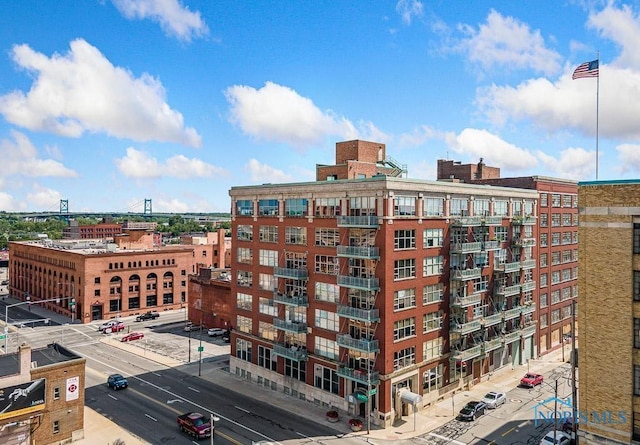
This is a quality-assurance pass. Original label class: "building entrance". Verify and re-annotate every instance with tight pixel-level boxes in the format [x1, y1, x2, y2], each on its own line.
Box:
[91, 305, 103, 321]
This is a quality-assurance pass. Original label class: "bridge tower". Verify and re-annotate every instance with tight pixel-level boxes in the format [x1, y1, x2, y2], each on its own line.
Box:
[144, 198, 152, 217]
[59, 199, 69, 222]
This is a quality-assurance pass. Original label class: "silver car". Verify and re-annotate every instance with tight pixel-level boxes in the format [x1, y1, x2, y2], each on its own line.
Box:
[482, 391, 506, 409]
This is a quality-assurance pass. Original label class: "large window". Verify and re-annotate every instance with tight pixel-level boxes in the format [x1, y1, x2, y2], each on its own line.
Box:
[259, 273, 275, 291]
[394, 196, 416, 216]
[237, 225, 253, 241]
[551, 194, 561, 207]
[285, 198, 308, 217]
[423, 255, 443, 276]
[258, 297, 277, 316]
[394, 258, 416, 280]
[315, 255, 339, 275]
[258, 321, 277, 341]
[423, 283, 443, 305]
[394, 317, 416, 340]
[393, 347, 416, 371]
[424, 198, 444, 216]
[285, 226, 307, 245]
[315, 228, 339, 247]
[284, 359, 305, 382]
[423, 310, 443, 332]
[237, 315, 252, 334]
[236, 338, 252, 361]
[314, 365, 339, 394]
[635, 271, 640, 301]
[423, 228, 443, 248]
[635, 224, 640, 254]
[450, 198, 468, 216]
[394, 288, 416, 311]
[258, 345, 277, 371]
[315, 282, 339, 303]
[315, 198, 341, 217]
[315, 309, 338, 331]
[259, 225, 278, 243]
[237, 293, 252, 311]
[259, 249, 278, 267]
[475, 199, 489, 216]
[315, 336, 339, 360]
[494, 200, 508, 216]
[423, 364, 443, 392]
[423, 337, 443, 361]
[395, 229, 416, 250]
[236, 200, 253, 216]
[237, 247, 253, 264]
[259, 199, 279, 216]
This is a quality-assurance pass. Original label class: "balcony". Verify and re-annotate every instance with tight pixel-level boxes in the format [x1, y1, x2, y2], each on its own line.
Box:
[337, 305, 380, 323]
[273, 343, 308, 361]
[450, 268, 481, 281]
[495, 284, 521, 297]
[337, 275, 380, 291]
[450, 241, 483, 254]
[512, 216, 536, 225]
[494, 261, 521, 273]
[482, 313, 503, 327]
[273, 318, 308, 334]
[273, 291, 309, 307]
[503, 307, 522, 321]
[337, 215, 379, 228]
[450, 293, 482, 308]
[337, 366, 380, 385]
[483, 337, 504, 353]
[482, 240, 501, 251]
[521, 324, 536, 337]
[336, 245, 380, 259]
[521, 303, 536, 316]
[274, 267, 309, 280]
[521, 259, 536, 270]
[337, 334, 379, 353]
[452, 345, 482, 361]
[513, 237, 536, 248]
[503, 330, 521, 343]
[451, 320, 482, 335]
[521, 281, 536, 292]
[482, 216, 503, 226]
[452, 216, 482, 227]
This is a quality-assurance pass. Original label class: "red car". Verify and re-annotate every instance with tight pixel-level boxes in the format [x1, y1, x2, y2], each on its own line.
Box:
[121, 332, 144, 342]
[103, 321, 125, 334]
[520, 372, 544, 387]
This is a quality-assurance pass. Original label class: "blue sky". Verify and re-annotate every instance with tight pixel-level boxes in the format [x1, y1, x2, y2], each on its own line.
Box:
[0, 1, 636, 213]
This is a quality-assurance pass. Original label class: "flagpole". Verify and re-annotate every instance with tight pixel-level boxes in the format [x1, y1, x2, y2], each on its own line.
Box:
[596, 51, 600, 180]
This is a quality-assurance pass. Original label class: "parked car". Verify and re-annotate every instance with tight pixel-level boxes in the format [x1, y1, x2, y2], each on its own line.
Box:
[98, 320, 119, 332]
[107, 373, 128, 390]
[539, 430, 572, 445]
[520, 373, 544, 388]
[482, 391, 506, 409]
[207, 328, 226, 337]
[456, 401, 487, 421]
[221, 332, 231, 343]
[135, 311, 160, 322]
[121, 332, 144, 342]
[104, 321, 125, 334]
[184, 324, 201, 332]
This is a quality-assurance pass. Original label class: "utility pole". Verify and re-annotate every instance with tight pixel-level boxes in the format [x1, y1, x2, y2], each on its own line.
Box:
[554, 380, 558, 444]
[571, 299, 578, 444]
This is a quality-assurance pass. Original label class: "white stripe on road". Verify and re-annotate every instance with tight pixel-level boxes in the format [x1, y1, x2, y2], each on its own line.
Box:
[145, 414, 157, 422]
[429, 433, 467, 445]
[518, 420, 530, 427]
[187, 386, 200, 393]
[235, 406, 250, 413]
[108, 394, 118, 400]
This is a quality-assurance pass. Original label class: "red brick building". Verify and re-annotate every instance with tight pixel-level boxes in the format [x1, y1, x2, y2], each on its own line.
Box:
[188, 267, 233, 330]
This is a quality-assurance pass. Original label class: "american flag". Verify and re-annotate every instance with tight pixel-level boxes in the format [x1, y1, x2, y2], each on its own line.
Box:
[572, 59, 599, 79]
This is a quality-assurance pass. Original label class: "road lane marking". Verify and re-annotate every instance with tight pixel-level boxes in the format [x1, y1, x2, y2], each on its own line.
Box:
[429, 433, 466, 445]
[108, 394, 118, 400]
[502, 426, 516, 436]
[188, 386, 200, 392]
[145, 414, 157, 422]
[235, 406, 250, 413]
[518, 420, 530, 427]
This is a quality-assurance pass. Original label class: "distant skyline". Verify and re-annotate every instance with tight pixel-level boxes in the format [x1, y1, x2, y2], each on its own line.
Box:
[1, 1, 638, 213]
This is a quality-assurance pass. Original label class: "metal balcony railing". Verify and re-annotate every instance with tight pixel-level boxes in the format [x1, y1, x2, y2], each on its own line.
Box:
[503, 307, 522, 320]
[521, 303, 536, 315]
[483, 240, 501, 250]
[451, 216, 482, 227]
[521, 259, 536, 270]
[512, 216, 536, 225]
[337, 275, 380, 291]
[503, 330, 521, 343]
[337, 305, 380, 323]
[450, 268, 482, 281]
[482, 216, 503, 225]
[494, 261, 521, 273]
[273, 267, 309, 280]
[450, 241, 483, 254]
[482, 313, 503, 327]
[452, 345, 482, 361]
[450, 293, 482, 308]
[483, 338, 504, 353]
[273, 343, 308, 361]
[273, 291, 309, 307]
[451, 320, 482, 335]
[337, 366, 380, 385]
[337, 216, 379, 228]
[337, 334, 379, 353]
[521, 281, 536, 292]
[336, 245, 380, 259]
[273, 318, 308, 333]
[521, 324, 536, 337]
[495, 284, 521, 297]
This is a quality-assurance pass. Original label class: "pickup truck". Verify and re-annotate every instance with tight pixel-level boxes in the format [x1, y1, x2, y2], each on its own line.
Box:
[177, 412, 212, 439]
[135, 311, 160, 322]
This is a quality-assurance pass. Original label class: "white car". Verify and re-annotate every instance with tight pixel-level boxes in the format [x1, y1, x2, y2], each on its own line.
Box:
[482, 391, 506, 409]
[207, 328, 226, 337]
[540, 431, 572, 445]
[98, 320, 118, 332]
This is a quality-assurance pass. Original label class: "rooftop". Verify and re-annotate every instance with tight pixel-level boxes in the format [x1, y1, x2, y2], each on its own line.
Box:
[579, 179, 640, 186]
[0, 343, 82, 378]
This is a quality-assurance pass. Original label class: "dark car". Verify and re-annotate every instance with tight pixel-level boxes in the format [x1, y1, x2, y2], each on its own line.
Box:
[135, 311, 160, 322]
[221, 332, 231, 343]
[457, 401, 487, 421]
[107, 373, 128, 390]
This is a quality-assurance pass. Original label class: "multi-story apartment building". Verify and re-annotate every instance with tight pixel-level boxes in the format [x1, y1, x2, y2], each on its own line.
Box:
[578, 179, 640, 444]
[438, 159, 578, 357]
[228, 140, 539, 428]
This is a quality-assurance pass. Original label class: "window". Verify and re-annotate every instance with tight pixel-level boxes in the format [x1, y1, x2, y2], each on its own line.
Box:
[635, 365, 640, 396]
[315, 255, 339, 275]
[540, 253, 548, 267]
[315, 282, 339, 303]
[394, 288, 416, 311]
[551, 233, 561, 246]
[258, 273, 275, 291]
[94, 277, 100, 284]
[634, 412, 640, 442]
[562, 306, 572, 319]
[635, 224, 640, 254]
[540, 233, 548, 247]
[237, 225, 253, 241]
[259, 225, 278, 243]
[562, 232, 572, 245]
[348, 196, 377, 215]
[551, 290, 561, 304]
[315, 309, 338, 331]
[551, 214, 561, 227]
[475, 199, 489, 216]
[424, 198, 444, 216]
[315, 336, 339, 360]
[635, 271, 640, 301]
[394, 317, 416, 340]
[423, 310, 443, 332]
[562, 214, 572, 226]
[562, 250, 572, 263]
[423, 364, 443, 392]
[494, 226, 508, 241]
[258, 321, 277, 341]
[540, 273, 548, 287]
[551, 252, 561, 265]
[236, 338, 252, 361]
[394, 229, 416, 250]
[237, 247, 253, 264]
[573, 214, 579, 226]
[562, 194, 573, 207]
[285, 226, 307, 245]
[94, 289, 100, 296]
[285, 198, 308, 217]
[315, 228, 339, 247]
[540, 313, 548, 328]
[285, 359, 306, 382]
[237, 292, 252, 311]
[551, 309, 561, 324]
[494, 200, 508, 216]
[394, 196, 416, 216]
[259, 249, 278, 267]
[54, 387, 60, 400]
[394, 258, 416, 280]
[258, 345, 277, 371]
[393, 347, 416, 371]
[314, 365, 339, 394]
[540, 194, 548, 207]
[236, 199, 253, 216]
[128, 297, 140, 309]
[259, 199, 278, 216]
[423, 283, 443, 305]
[258, 297, 277, 316]
[237, 315, 252, 334]
[450, 198, 468, 216]
[551, 194, 561, 207]
[540, 293, 548, 308]
[540, 214, 548, 227]
[573, 232, 578, 244]
[53, 420, 60, 434]
[237, 270, 253, 287]
[423, 337, 443, 360]
[562, 269, 572, 282]
[314, 198, 341, 217]
[423, 228, 443, 248]
[472, 276, 488, 293]
[423, 255, 443, 276]
[636, 319, 640, 349]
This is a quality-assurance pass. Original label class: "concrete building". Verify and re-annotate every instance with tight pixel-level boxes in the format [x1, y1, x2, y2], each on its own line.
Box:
[0, 343, 86, 445]
[578, 180, 640, 444]
[228, 140, 539, 428]
[438, 159, 578, 357]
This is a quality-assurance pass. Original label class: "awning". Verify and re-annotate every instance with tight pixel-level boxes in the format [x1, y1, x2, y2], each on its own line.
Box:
[399, 389, 423, 405]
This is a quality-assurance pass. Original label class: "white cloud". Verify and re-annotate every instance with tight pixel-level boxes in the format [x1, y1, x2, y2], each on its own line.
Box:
[588, 4, 640, 69]
[536, 146, 595, 180]
[26, 183, 62, 209]
[112, 0, 208, 41]
[445, 128, 538, 170]
[153, 197, 190, 213]
[115, 147, 226, 179]
[0, 192, 21, 212]
[244, 159, 293, 183]
[0, 130, 78, 177]
[0, 39, 201, 146]
[617, 144, 640, 173]
[396, 0, 423, 25]
[397, 125, 441, 146]
[225, 81, 379, 148]
[408, 160, 437, 180]
[456, 9, 562, 76]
